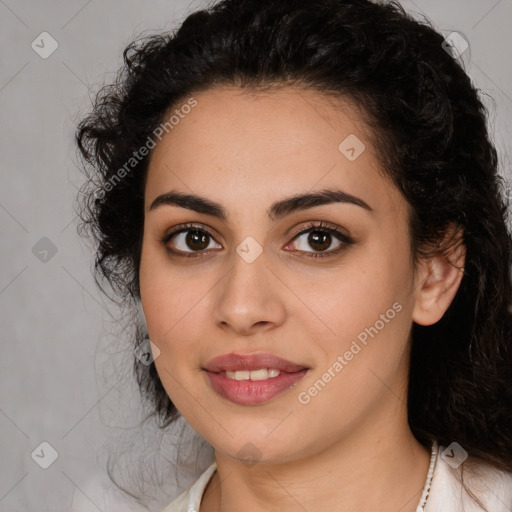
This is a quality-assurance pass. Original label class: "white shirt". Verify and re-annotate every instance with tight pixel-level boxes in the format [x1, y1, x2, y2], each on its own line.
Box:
[161, 445, 512, 512]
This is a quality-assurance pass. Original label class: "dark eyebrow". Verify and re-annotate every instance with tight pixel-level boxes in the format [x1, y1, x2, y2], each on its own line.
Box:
[148, 188, 373, 221]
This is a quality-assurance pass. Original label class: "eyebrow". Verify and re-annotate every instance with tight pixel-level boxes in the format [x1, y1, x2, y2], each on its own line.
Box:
[148, 188, 373, 221]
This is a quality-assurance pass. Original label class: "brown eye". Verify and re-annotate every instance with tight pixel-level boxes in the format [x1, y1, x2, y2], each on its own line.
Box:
[184, 229, 210, 251]
[307, 231, 333, 252]
[292, 228, 342, 253]
[287, 222, 355, 259]
[162, 221, 353, 260]
[163, 225, 222, 256]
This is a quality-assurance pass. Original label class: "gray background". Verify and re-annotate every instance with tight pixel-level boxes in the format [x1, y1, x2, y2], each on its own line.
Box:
[1, 1, 511, 511]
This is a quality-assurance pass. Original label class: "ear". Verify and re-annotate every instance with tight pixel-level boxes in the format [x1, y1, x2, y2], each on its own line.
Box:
[412, 225, 466, 326]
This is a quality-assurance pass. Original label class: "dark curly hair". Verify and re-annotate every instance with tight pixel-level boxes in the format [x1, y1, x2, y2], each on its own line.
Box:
[75, 0, 512, 507]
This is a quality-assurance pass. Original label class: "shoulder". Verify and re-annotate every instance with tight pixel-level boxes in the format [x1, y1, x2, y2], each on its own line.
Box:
[161, 462, 217, 512]
[426, 444, 512, 512]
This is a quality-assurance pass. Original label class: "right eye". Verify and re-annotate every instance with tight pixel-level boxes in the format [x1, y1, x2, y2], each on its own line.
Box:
[160, 223, 222, 258]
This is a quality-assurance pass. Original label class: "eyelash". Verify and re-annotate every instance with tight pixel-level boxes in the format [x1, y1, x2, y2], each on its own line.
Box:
[159, 221, 354, 260]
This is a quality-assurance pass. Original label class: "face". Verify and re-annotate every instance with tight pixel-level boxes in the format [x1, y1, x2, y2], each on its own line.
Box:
[139, 85, 420, 464]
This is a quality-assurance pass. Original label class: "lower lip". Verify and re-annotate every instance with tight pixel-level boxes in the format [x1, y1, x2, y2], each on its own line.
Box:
[204, 370, 308, 405]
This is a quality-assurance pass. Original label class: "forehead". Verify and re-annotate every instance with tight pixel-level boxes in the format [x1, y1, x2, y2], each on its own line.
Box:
[144, 85, 398, 217]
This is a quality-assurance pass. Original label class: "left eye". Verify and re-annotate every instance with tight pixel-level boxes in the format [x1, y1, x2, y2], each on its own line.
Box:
[286, 223, 354, 257]
[290, 228, 344, 253]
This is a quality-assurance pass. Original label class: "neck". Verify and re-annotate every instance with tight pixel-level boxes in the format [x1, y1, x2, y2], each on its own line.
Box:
[200, 404, 431, 512]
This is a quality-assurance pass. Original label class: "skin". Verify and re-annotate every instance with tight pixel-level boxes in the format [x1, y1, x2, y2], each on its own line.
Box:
[139, 85, 466, 512]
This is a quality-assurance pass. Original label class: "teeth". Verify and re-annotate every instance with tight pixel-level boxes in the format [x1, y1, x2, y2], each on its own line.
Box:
[224, 368, 281, 380]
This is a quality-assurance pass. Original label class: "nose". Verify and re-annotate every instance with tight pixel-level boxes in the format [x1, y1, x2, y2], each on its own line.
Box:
[213, 248, 286, 336]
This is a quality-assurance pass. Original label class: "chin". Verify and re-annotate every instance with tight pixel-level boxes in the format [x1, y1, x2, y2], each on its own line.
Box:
[206, 428, 307, 466]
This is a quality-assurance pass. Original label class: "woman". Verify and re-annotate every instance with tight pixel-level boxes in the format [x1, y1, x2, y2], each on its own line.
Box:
[75, 0, 512, 510]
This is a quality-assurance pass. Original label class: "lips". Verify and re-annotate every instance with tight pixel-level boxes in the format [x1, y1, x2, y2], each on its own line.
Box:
[203, 352, 308, 373]
[203, 352, 310, 405]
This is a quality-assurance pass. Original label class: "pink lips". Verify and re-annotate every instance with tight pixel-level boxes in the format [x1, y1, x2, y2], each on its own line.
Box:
[204, 352, 307, 373]
[203, 352, 309, 405]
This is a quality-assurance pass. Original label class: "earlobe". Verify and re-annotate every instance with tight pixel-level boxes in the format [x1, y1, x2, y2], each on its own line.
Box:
[412, 227, 466, 326]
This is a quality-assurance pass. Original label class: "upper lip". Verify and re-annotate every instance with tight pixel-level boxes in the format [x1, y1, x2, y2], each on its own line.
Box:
[203, 352, 309, 373]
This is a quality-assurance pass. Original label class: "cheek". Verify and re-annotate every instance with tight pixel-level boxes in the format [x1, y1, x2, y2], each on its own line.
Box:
[300, 239, 414, 403]
[140, 232, 187, 323]
[140, 257, 208, 412]
[293, 277, 412, 436]
[139, 240, 216, 374]
[141, 272, 206, 352]
[312, 243, 412, 338]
